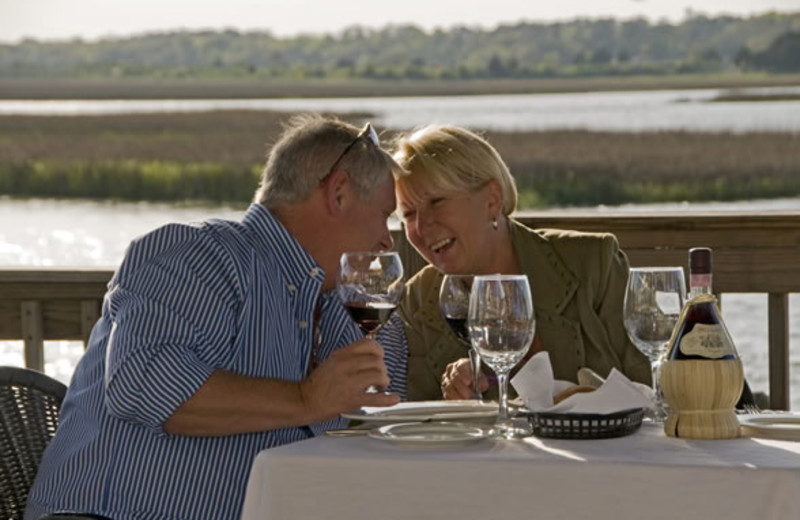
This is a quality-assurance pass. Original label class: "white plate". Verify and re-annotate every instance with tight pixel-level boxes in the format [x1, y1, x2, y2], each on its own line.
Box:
[368, 421, 488, 447]
[739, 413, 800, 441]
[342, 400, 498, 423]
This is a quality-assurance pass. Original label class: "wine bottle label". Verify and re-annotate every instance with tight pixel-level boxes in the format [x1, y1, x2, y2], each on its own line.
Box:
[678, 323, 736, 359]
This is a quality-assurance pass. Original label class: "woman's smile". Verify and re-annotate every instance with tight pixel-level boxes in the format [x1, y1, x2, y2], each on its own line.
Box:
[430, 236, 454, 254]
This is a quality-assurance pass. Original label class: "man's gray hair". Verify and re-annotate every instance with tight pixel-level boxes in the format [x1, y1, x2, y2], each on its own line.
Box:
[255, 113, 404, 207]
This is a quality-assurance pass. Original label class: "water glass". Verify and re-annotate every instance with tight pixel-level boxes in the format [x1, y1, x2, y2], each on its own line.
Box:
[623, 266, 686, 422]
[469, 274, 535, 439]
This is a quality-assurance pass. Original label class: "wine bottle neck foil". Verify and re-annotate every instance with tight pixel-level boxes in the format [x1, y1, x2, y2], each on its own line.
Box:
[689, 273, 712, 297]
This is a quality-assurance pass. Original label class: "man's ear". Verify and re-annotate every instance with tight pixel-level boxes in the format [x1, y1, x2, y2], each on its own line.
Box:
[323, 169, 351, 216]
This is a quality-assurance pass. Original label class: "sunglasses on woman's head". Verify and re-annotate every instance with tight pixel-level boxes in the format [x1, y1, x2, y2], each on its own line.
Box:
[320, 123, 379, 184]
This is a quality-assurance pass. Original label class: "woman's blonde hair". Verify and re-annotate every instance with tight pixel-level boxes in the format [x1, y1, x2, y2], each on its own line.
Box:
[392, 125, 517, 215]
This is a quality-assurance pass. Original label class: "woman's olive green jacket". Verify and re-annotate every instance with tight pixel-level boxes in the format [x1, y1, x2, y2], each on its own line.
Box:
[398, 218, 652, 401]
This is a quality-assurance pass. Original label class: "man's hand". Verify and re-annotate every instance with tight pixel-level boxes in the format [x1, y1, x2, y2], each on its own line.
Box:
[440, 357, 490, 400]
[299, 338, 400, 421]
[164, 338, 400, 436]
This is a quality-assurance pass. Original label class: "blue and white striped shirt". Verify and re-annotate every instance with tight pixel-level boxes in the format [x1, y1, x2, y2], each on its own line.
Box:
[26, 203, 407, 520]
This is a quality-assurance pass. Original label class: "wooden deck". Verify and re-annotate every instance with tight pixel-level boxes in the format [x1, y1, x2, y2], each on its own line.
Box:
[2, 211, 799, 408]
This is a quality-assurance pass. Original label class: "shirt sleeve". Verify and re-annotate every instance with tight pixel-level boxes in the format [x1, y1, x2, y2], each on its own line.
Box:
[103, 226, 242, 434]
[376, 313, 408, 401]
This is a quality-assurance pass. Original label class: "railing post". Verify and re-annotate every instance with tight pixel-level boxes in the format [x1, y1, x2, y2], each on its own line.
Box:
[768, 293, 790, 410]
[21, 300, 45, 372]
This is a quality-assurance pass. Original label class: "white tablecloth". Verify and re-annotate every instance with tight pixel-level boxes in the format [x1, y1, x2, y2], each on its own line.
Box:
[241, 422, 800, 520]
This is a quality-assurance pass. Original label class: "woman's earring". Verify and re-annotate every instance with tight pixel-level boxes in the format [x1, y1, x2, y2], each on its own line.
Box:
[492, 217, 499, 230]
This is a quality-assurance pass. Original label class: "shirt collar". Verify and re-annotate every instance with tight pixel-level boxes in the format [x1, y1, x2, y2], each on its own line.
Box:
[242, 203, 326, 289]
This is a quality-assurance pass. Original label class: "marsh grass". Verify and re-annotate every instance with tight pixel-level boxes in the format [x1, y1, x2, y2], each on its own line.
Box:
[492, 130, 800, 207]
[1, 111, 798, 208]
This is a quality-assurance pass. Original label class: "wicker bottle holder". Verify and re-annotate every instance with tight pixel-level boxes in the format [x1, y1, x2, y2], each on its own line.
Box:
[661, 358, 743, 439]
[660, 293, 744, 439]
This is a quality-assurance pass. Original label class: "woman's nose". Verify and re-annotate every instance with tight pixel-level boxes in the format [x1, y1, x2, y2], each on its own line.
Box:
[414, 209, 429, 231]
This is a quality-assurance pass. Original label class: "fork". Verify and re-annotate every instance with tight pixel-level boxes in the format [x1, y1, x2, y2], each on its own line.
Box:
[741, 403, 762, 415]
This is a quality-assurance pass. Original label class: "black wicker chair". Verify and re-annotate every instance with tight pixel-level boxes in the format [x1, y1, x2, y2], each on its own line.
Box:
[0, 366, 67, 520]
[0, 367, 110, 520]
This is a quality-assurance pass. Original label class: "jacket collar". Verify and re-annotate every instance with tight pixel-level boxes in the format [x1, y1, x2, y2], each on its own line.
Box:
[508, 219, 578, 315]
[413, 218, 579, 330]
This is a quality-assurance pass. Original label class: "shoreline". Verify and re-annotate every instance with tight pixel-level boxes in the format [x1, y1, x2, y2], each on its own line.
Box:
[710, 93, 800, 102]
[1, 74, 800, 100]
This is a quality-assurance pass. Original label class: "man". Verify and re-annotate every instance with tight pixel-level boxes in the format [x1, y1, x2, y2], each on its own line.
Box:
[25, 115, 407, 520]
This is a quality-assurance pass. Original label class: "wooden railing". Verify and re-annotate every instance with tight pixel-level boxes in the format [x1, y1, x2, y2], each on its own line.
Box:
[2, 211, 799, 408]
[0, 269, 110, 370]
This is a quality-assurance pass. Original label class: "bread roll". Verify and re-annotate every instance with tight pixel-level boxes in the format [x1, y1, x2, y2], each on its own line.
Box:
[577, 367, 605, 389]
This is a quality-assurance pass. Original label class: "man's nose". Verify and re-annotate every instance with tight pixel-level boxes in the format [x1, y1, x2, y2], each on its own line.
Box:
[378, 227, 394, 251]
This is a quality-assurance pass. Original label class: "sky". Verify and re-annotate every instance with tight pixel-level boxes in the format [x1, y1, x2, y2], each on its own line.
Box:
[1, 0, 800, 43]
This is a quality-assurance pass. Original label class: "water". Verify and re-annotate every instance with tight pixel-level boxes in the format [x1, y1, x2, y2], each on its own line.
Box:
[2, 86, 800, 132]
[2, 196, 798, 409]
[0, 198, 245, 268]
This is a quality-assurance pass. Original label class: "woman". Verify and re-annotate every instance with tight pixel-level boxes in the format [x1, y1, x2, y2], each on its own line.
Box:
[392, 125, 651, 401]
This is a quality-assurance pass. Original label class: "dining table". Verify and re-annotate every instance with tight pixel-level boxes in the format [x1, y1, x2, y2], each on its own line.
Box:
[240, 416, 800, 520]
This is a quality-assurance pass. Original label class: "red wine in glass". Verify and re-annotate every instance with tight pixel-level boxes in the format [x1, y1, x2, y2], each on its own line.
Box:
[443, 316, 470, 344]
[344, 301, 398, 337]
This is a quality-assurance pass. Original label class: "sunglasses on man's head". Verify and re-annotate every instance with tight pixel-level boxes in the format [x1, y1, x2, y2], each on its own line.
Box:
[321, 122, 379, 184]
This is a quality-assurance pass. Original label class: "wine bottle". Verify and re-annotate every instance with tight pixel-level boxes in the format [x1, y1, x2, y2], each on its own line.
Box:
[668, 247, 756, 407]
[661, 247, 744, 439]
[667, 247, 737, 361]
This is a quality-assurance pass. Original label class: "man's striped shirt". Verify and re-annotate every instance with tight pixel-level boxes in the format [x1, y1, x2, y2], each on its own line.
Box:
[26, 203, 407, 520]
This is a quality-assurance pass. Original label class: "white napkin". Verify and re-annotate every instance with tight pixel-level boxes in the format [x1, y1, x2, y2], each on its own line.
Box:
[511, 351, 654, 414]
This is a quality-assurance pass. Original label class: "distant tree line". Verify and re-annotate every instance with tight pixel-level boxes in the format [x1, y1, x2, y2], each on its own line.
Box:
[735, 31, 800, 72]
[1, 11, 799, 80]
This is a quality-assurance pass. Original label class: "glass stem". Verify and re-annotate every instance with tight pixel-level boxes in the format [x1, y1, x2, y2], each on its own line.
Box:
[468, 348, 483, 400]
[496, 372, 510, 423]
[651, 356, 667, 421]
[651, 359, 660, 396]
[365, 332, 381, 393]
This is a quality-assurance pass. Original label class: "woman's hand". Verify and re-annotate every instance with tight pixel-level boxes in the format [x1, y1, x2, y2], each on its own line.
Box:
[440, 357, 490, 400]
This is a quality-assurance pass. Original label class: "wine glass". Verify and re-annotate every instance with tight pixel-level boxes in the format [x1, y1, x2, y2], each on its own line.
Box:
[337, 251, 405, 393]
[468, 274, 535, 439]
[623, 266, 686, 422]
[439, 274, 483, 400]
